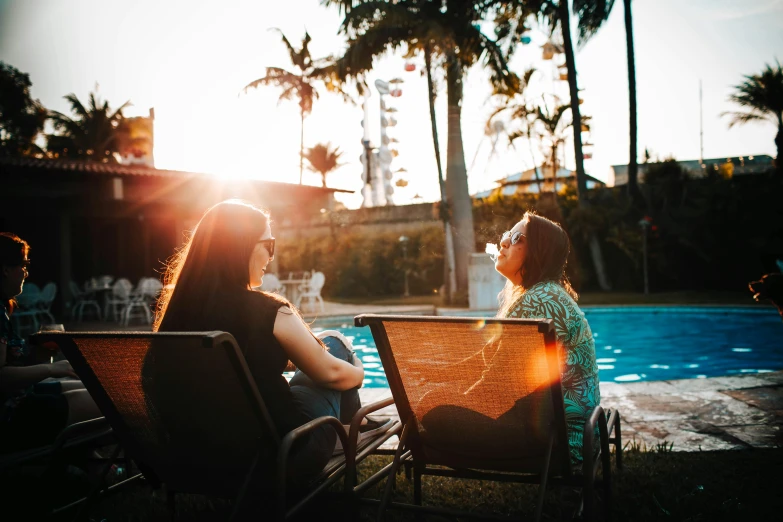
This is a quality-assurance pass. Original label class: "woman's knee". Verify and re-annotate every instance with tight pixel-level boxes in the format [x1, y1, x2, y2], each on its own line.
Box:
[318, 330, 353, 362]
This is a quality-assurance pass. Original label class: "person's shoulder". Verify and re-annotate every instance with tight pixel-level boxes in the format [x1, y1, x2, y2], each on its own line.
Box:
[245, 289, 291, 310]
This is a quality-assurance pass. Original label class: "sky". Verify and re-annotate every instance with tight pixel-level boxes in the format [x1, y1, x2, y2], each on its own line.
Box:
[1, 0, 781, 209]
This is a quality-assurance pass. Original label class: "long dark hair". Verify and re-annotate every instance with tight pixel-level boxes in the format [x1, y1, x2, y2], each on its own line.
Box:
[0, 232, 30, 314]
[498, 211, 577, 316]
[155, 199, 284, 331]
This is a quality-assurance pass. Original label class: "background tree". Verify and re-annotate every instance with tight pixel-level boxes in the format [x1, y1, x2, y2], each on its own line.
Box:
[242, 29, 342, 184]
[47, 89, 129, 163]
[723, 60, 783, 175]
[323, 0, 538, 301]
[302, 142, 343, 187]
[0, 62, 47, 157]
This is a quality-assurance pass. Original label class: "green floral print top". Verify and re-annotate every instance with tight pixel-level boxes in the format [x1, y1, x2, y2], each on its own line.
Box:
[505, 281, 601, 466]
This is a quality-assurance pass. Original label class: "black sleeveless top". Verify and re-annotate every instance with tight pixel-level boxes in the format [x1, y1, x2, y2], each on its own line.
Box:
[158, 290, 308, 438]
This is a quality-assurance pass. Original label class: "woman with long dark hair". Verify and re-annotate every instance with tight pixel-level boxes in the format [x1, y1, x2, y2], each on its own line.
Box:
[494, 211, 600, 465]
[0, 232, 101, 451]
[154, 200, 389, 480]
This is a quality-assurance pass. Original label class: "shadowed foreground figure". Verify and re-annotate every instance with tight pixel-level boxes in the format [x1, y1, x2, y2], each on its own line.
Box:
[0, 232, 101, 452]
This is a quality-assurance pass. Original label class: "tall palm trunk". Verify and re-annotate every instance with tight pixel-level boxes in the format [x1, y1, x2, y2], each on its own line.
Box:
[559, 0, 587, 200]
[445, 58, 476, 301]
[624, 0, 641, 203]
[560, 0, 612, 291]
[776, 114, 783, 174]
[425, 44, 457, 304]
[299, 103, 305, 184]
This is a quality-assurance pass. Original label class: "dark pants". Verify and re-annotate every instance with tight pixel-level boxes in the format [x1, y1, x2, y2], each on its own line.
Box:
[286, 335, 360, 482]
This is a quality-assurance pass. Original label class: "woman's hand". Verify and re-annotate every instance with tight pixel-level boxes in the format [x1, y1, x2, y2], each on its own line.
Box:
[48, 360, 78, 379]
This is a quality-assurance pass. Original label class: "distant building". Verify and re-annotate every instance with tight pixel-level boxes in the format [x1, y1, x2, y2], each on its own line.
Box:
[0, 157, 350, 314]
[473, 166, 606, 199]
[611, 155, 775, 186]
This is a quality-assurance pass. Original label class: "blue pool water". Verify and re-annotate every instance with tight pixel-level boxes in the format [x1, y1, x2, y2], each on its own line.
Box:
[311, 307, 783, 388]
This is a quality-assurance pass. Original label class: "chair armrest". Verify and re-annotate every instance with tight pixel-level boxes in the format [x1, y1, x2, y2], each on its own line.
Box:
[346, 396, 395, 453]
[277, 415, 350, 482]
[53, 416, 113, 451]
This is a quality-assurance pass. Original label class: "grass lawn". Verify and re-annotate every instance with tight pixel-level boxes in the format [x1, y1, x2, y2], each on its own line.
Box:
[66, 444, 782, 521]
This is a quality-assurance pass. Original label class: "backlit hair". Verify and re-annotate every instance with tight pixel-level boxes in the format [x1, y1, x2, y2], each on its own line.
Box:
[497, 211, 577, 316]
[0, 232, 30, 313]
[154, 199, 275, 331]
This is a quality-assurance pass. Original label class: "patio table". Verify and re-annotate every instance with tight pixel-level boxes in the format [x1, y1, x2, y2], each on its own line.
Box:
[280, 278, 308, 308]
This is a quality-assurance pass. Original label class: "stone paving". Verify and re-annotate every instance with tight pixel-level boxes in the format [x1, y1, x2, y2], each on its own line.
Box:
[359, 371, 783, 452]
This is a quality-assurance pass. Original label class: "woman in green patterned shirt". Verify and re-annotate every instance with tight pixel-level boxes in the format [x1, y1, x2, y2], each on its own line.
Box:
[494, 212, 600, 465]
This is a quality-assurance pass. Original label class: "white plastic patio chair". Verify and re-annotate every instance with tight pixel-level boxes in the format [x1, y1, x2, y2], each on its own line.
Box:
[294, 271, 325, 313]
[260, 274, 285, 296]
[13, 283, 41, 334]
[104, 278, 132, 322]
[35, 282, 57, 324]
[69, 280, 102, 322]
[122, 278, 163, 326]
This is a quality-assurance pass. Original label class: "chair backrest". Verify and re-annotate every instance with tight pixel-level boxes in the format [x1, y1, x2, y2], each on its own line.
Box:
[355, 314, 570, 476]
[34, 331, 281, 496]
[138, 277, 163, 298]
[112, 278, 133, 299]
[306, 272, 325, 293]
[68, 281, 83, 300]
[20, 282, 41, 296]
[15, 283, 41, 309]
[260, 274, 282, 293]
[39, 282, 57, 304]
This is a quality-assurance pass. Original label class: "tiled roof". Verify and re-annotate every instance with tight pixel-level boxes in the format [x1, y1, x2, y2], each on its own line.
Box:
[0, 156, 352, 193]
[0, 156, 195, 178]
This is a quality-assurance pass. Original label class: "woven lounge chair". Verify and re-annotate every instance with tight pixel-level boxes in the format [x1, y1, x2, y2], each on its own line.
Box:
[355, 314, 622, 522]
[35, 331, 401, 521]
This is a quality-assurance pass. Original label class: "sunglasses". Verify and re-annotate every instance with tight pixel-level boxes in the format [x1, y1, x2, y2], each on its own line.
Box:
[19, 259, 31, 270]
[501, 230, 525, 246]
[258, 238, 275, 259]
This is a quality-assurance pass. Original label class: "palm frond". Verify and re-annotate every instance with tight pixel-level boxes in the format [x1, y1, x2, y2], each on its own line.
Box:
[270, 28, 306, 71]
[721, 110, 773, 128]
[573, 0, 615, 45]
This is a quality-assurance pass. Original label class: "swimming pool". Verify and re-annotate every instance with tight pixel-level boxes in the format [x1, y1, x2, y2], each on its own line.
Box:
[311, 307, 783, 387]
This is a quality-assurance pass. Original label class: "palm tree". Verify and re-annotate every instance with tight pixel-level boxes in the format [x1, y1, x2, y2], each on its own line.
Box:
[535, 0, 614, 291]
[302, 142, 344, 187]
[47, 89, 130, 162]
[621, 0, 641, 202]
[322, 0, 537, 300]
[242, 29, 341, 184]
[533, 100, 590, 194]
[487, 68, 546, 193]
[723, 60, 783, 174]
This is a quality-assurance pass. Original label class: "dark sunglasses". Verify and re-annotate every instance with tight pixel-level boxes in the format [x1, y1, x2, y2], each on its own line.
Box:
[501, 230, 525, 246]
[258, 238, 275, 258]
[19, 259, 31, 270]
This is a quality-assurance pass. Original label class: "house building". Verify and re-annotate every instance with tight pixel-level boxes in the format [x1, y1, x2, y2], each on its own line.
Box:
[611, 155, 775, 186]
[0, 157, 350, 313]
[473, 167, 606, 199]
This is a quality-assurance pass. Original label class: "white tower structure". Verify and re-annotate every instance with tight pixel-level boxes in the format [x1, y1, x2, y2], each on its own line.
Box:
[359, 79, 402, 207]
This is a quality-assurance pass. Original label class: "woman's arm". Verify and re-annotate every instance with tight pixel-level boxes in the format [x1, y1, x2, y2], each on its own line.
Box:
[0, 341, 78, 393]
[273, 307, 363, 391]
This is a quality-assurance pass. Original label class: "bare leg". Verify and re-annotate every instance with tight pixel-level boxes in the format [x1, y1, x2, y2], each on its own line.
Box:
[63, 389, 102, 425]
